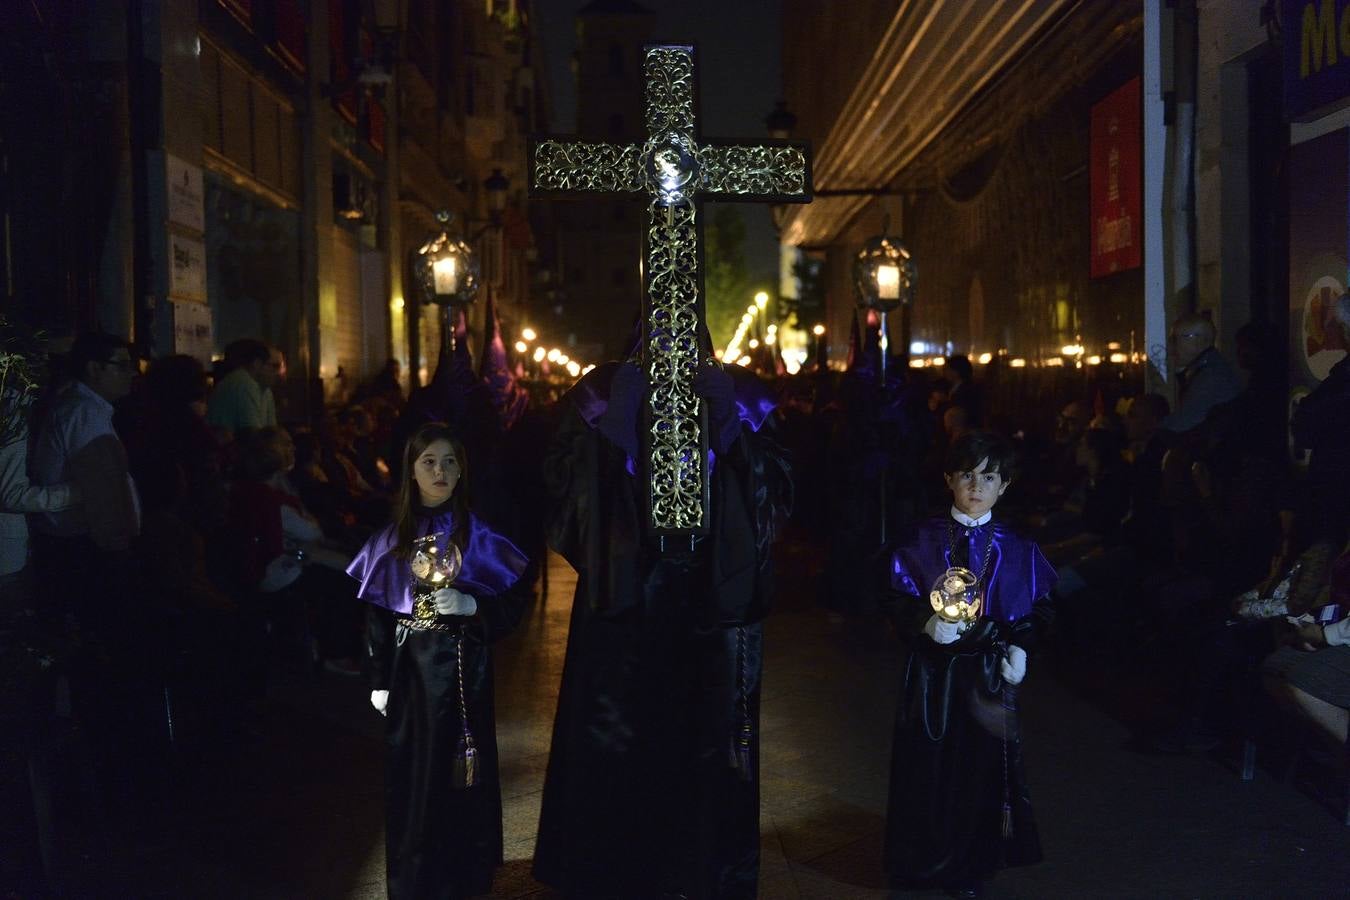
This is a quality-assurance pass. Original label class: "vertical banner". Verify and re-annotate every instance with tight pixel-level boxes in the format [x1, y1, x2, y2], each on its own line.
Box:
[1287, 128, 1349, 460]
[1090, 76, 1143, 278]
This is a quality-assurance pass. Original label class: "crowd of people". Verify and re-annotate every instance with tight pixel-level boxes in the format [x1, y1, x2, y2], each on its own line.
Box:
[2, 297, 1348, 895]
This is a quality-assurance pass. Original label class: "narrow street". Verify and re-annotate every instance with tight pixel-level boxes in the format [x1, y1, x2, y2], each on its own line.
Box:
[75, 540, 1350, 898]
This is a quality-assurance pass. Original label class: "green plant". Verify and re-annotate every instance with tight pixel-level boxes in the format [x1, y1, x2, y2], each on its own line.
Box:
[0, 316, 43, 447]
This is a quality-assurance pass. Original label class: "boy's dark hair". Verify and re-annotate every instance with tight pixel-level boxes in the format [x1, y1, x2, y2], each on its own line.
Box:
[68, 332, 130, 380]
[944, 430, 1017, 481]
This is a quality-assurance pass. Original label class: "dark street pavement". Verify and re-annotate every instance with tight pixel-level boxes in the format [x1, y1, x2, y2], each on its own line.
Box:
[47, 537, 1350, 899]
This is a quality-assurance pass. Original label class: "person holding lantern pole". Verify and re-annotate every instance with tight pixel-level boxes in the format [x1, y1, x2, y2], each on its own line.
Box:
[882, 431, 1056, 898]
[346, 423, 528, 900]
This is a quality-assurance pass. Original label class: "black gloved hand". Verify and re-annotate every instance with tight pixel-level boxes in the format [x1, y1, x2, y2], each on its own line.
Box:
[597, 362, 646, 461]
[693, 363, 740, 454]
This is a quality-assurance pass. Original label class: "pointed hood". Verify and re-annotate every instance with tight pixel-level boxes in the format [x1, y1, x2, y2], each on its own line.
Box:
[477, 291, 529, 430]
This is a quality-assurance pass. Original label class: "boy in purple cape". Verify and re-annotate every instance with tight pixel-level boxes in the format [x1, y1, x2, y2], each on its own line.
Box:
[883, 431, 1056, 898]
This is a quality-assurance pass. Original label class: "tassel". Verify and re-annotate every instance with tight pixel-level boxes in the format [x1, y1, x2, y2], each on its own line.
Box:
[729, 718, 754, 782]
[451, 626, 478, 789]
[454, 736, 478, 789]
[1001, 802, 1013, 839]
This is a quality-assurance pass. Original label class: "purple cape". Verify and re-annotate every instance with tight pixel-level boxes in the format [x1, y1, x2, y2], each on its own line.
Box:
[890, 517, 1056, 623]
[567, 361, 777, 434]
[346, 511, 527, 615]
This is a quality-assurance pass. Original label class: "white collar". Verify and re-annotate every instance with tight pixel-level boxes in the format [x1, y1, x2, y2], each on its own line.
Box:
[950, 506, 992, 527]
[72, 379, 113, 416]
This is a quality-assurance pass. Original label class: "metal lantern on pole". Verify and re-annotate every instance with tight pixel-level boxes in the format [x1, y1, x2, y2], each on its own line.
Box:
[413, 211, 480, 352]
[852, 233, 915, 383]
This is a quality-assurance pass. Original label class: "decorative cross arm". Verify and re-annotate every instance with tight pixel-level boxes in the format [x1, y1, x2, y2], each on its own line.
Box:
[531, 43, 812, 539]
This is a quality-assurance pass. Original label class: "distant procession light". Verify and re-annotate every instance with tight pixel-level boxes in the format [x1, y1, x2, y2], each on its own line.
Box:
[391, 296, 405, 311]
[737, 355, 752, 366]
[765, 333, 776, 345]
[533, 347, 546, 362]
[521, 327, 538, 341]
[755, 291, 769, 310]
[1045, 357, 1065, 367]
[566, 361, 581, 377]
[1009, 358, 1027, 368]
[1060, 344, 1084, 357]
[546, 348, 560, 362]
[1109, 352, 1128, 363]
[909, 358, 927, 368]
[977, 352, 993, 364]
[749, 339, 760, 349]
[812, 324, 826, 336]
[930, 356, 945, 366]
[1087, 355, 1102, 366]
[514, 340, 528, 353]
[910, 341, 926, 355]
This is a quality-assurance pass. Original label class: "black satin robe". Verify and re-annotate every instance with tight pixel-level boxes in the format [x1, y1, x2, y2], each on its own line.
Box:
[532, 395, 791, 900]
[365, 574, 527, 899]
[883, 523, 1054, 889]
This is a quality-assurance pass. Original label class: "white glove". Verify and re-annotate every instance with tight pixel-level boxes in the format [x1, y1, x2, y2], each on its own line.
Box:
[432, 587, 478, 617]
[923, 614, 963, 645]
[370, 689, 389, 716]
[1000, 645, 1027, 686]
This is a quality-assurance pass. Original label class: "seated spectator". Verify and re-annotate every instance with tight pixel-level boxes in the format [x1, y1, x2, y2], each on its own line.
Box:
[1153, 538, 1338, 753]
[227, 428, 361, 675]
[1162, 312, 1241, 435]
[1263, 541, 1350, 747]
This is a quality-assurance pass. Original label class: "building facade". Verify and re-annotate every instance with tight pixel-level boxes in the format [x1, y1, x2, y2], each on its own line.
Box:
[0, 0, 546, 418]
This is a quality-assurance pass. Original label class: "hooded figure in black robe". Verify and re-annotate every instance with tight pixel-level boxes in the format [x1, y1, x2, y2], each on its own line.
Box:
[882, 432, 1055, 895]
[532, 359, 791, 899]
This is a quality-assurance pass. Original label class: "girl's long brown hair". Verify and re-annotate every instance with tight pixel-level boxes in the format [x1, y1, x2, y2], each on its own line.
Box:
[393, 422, 469, 557]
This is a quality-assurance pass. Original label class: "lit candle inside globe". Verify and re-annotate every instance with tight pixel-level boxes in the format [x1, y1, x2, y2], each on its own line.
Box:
[929, 567, 983, 624]
[876, 263, 901, 300]
[432, 257, 459, 295]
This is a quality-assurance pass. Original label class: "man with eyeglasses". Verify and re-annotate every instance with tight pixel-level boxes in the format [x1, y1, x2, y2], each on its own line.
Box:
[28, 331, 140, 558]
[1161, 313, 1241, 434]
[206, 337, 282, 439]
[27, 330, 149, 823]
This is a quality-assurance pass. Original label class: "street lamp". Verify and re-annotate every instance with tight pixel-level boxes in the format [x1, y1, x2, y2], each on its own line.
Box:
[412, 211, 480, 354]
[853, 231, 915, 382]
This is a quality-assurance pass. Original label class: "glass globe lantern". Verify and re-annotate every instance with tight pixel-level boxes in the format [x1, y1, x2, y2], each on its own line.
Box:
[413, 211, 480, 310]
[929, 567, 983, 625]
[853, 235, 915, 313]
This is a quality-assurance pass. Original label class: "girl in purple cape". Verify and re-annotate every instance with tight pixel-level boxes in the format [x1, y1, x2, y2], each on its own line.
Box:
[883, 431, 1056, 898]
[346, 422, 528, 900]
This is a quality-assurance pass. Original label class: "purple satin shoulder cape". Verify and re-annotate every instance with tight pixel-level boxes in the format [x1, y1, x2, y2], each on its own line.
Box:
[890, 517, 1056, 623]
[346, 511, 528, 615]
[567, 361, 777, 434]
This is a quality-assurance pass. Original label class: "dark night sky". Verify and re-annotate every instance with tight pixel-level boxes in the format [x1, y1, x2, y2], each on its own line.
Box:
[533, 0, 784, 288]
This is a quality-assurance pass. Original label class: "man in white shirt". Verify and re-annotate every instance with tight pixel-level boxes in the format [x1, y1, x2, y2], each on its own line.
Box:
[206, 338, 281, 439]
[28, 332, 139, 552]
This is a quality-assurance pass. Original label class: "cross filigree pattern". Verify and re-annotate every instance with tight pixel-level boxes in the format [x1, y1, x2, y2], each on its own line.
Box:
[531, 44, 811, 535]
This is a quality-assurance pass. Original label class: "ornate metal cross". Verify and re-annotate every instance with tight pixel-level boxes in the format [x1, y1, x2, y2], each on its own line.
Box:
[531, 44, 812, 537]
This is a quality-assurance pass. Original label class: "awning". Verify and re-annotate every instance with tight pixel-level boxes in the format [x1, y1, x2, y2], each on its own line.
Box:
[779, 0, 1074, 248]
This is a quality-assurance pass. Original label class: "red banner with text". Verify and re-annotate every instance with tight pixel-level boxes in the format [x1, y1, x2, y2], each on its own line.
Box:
[1090, 76, 1142, 278]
